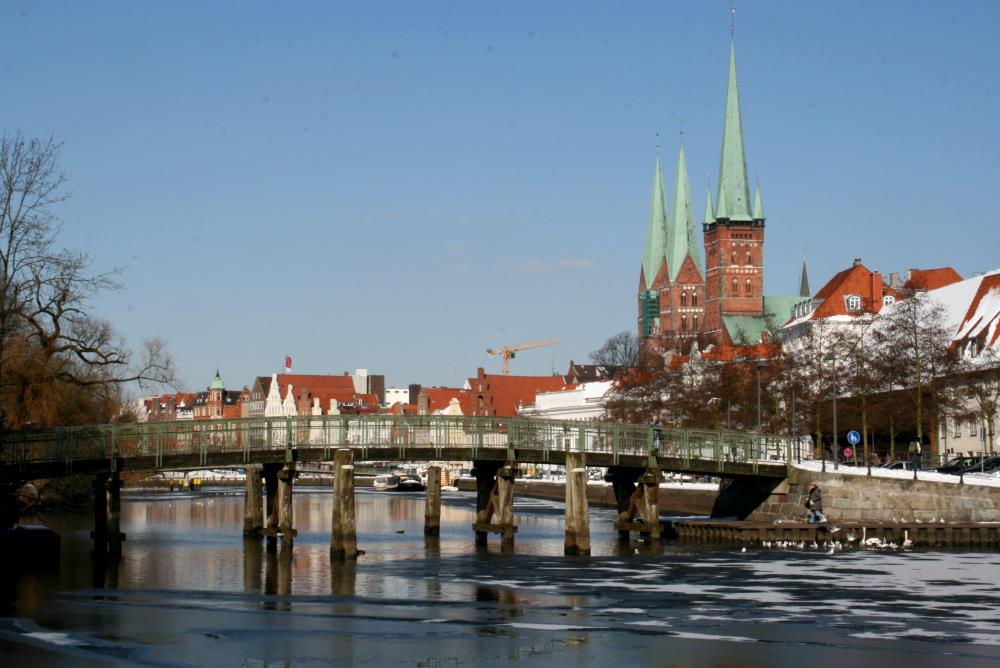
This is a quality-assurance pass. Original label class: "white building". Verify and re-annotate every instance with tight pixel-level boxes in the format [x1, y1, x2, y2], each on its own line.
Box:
[518, 381, 612, 420]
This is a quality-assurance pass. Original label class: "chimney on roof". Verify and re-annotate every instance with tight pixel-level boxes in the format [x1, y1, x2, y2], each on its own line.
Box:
[853, 257, 862, 267]
[477, 367, 485, 379]
[408, 383, 421, 405]
[417, 390, 430, 416]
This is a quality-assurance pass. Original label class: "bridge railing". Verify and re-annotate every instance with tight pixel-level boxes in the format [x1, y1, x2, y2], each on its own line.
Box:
[0, 415, 795, 473]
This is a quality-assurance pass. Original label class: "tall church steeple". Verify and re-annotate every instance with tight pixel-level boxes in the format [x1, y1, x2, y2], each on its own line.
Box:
[669, 144, 703, 281]
[641, 155, 670, 288]
[716, 41, 752, 222]
[799, 257, 811, 297]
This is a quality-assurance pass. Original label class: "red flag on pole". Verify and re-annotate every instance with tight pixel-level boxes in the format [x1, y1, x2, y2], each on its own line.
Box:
[284, 355, 292, 371]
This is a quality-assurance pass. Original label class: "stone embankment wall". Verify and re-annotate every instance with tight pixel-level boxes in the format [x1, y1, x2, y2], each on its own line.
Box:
[750, 468, 1000, 523]
[455, 478, 717, 516]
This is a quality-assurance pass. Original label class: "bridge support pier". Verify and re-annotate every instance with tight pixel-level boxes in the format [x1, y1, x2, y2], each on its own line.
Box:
[263, 463, 281, 549]
[0, 483, 19, 530]
[564, 452, 590, 556]
[243, 465, 264, 538]
[278, 464, 298, 544]
[472, 460, 518, 549]
[609, 466, 660, 541]
[330, 449, 359, 560]
[91, 470, 126, 551]
[424, 465, 441, 537]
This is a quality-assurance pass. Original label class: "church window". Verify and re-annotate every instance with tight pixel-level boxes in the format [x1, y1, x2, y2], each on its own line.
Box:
[846, 295, 862, 311]
[745, 279, 752, 295]
[732, 278, 739, 294]
[731, 251, 737, 264]
[692, 293, 698, 306]
[693, 314, 699, 329]
[745, 252, 752, 265]
[681, 315, 688, 331]
[681, 292, 688, 306]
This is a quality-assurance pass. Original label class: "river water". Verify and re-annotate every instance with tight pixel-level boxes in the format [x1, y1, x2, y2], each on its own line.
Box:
[2, 487, 1000, 667]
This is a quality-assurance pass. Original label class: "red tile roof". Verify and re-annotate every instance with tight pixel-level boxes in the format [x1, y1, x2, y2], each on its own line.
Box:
[903, 267, 963, 292]
[956, 273, 1000, 352]
[421, 387, 473, 414]
[808, 262, 900, 319]
[468, 373, 568, 417]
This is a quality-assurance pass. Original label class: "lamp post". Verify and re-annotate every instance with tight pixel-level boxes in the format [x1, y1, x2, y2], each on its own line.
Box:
[756, 360, 767, 459]
[831, 366, 839, 471]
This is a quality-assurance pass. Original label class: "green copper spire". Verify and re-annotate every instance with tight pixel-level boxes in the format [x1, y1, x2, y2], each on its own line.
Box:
[210, 369, 224, 390]
[716, 41, 752, 222]
[641, 156, 670, 287]
[703, 182, 715, 224]
[668, 145, 703, 280]
[753, 181, 765, 220]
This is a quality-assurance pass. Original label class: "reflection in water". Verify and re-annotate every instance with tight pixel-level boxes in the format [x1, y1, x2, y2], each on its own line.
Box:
[2, 489, 1000, 667]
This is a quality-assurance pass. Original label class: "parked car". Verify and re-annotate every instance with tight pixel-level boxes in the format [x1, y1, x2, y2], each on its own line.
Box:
[937, 456, 982, 474]
[880, 460, 913, 471]
[956, 456, 1000, 475]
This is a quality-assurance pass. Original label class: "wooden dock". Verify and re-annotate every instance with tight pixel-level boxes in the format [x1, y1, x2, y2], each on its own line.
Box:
[672, 520, 1000, 548]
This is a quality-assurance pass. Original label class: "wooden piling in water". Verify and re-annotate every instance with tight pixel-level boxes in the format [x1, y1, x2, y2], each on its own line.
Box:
[564, 452, 591, 556]
[472, 460, 518, 548]
[243, 464, 264, 538]
[330, 449, 359, 560]
[278, 464, 298, 543]
[263, 463, 280, 549]
[424, 465, 441, 537]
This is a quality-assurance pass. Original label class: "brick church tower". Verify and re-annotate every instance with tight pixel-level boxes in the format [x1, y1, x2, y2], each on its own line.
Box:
[702, 40, 767, 341]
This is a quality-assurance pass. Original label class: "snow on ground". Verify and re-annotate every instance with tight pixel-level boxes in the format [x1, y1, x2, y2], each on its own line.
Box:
[793, 459, 1000, 488]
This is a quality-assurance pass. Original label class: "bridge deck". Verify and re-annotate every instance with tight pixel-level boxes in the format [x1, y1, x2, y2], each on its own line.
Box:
[0, 415, 792, 481]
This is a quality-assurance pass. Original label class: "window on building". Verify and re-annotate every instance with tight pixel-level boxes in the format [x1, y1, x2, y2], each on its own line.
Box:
[745, 278, 752, 295]
[732, 278, 739, 294]
[745, 252, 752, 265]
[731, 251, 737, 264]
[953, 419, 961, 438]
[681, 315, 688, 331]
[692, 314, 699, 329]
[846, 295, 862, 311]
[692, 293, 698, 306]
[883, 295, 895, 307]
[681, 292, 688, 306]
[970, 420, 979, 437]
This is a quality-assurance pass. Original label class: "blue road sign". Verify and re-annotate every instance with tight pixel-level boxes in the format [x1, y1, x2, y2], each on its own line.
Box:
[847, 430, 861, 446]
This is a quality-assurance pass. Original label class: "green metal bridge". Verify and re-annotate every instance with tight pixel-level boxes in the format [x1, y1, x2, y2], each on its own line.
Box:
[0, 415, 796, 481]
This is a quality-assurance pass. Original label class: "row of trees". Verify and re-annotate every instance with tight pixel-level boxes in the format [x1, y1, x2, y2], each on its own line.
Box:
[1, 132, 174, 430]
[598, 296, 999, 459]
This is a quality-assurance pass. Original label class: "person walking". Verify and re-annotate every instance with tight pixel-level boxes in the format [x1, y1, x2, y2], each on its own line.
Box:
[805, 483, 825, 524]
[908, 440, 922, 471]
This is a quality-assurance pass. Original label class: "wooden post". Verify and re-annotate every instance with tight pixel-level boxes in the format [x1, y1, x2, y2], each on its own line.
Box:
[424, 465, 441, 537]
[472, 461, 502, 546]
[564, 452, 591, 555]
[243, 464, 264, 538]
[607, 466, 642, 542]
[263, 463, 280, 550]
[278, 464, 298, 543]
[243, 536, 263, 593]
[497, 465, 517, 549]
[637, 469, 661, 540]
[91, 472, 109, 547]
[330, 448, 359, 560]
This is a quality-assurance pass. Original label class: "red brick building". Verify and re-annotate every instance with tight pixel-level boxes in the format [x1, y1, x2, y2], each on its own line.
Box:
[467, 368, 568, 417]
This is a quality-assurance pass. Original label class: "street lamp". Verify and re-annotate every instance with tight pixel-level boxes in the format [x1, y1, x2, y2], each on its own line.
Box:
[756, 360, 767, 459]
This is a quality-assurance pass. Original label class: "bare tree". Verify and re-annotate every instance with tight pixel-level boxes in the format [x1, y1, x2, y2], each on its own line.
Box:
[0, 131, 175, 428]
[590, 331, 639, 369]
[871, 293, 961, 449]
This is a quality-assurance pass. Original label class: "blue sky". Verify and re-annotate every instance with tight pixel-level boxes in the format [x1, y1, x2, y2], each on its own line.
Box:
[3, 1, 998, 392]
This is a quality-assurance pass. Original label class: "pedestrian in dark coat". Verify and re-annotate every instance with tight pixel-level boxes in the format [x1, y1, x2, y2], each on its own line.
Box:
[805, 483, 825, 524]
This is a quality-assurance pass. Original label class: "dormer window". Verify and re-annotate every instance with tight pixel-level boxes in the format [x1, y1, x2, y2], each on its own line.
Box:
[883, 295, 895, 307]
[846, 295, 862, 311]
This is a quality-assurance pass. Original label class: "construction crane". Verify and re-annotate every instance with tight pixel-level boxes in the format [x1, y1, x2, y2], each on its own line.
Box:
[486, 339, 558, 374]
